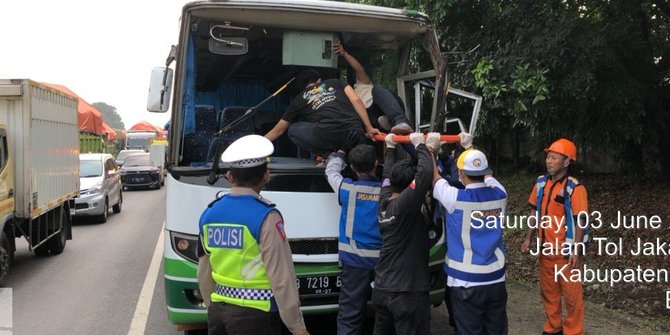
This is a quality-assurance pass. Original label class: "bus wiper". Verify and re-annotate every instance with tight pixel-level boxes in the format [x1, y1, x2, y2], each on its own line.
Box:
[207, 77, 295, 185]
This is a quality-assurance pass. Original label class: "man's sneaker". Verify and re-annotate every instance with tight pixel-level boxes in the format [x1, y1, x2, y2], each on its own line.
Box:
[377, 116, 392, 132]
[391, 122, 413, 135]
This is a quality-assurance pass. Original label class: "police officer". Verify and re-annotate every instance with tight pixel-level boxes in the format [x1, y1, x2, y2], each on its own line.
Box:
[196, 135, 309, 335]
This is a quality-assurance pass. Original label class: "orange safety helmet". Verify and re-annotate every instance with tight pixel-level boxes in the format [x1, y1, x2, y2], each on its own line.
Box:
[544, 138, 577, 161]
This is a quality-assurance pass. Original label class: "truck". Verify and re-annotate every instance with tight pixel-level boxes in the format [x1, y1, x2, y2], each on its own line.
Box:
[0, 79, 79, 282]
[146, 1, 482, 332]
[125, 130, 157, 150]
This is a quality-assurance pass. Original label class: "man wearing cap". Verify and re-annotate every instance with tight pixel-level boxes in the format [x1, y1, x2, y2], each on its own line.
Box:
[265, 68, 380, 157]
[196, 135, 309, 335]
[431, 135, 509, 335]
[521, 138, 588, 335]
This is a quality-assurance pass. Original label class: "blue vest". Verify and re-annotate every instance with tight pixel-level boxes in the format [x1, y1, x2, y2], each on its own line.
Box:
[199, 194, 279, 311]
[445, 185, 507, 283]
[337, 178, 382, 268]
[535, 175, 589, 255]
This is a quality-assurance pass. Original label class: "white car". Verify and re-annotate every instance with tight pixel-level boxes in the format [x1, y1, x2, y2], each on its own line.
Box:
[75, 153, 123, 223]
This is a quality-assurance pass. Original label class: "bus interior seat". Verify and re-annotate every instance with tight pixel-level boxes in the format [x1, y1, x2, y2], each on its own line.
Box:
[182, 105, 217, 166]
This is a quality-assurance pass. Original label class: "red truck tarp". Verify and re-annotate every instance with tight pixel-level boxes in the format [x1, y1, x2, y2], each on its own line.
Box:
[101, 122, 117, 141]
[129, 120, 167, 139]
[43, 83, 106, 135]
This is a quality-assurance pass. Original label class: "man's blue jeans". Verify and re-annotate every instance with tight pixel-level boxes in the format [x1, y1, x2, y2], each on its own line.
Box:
[337, 264, 375, 335]
[371, 85, 411, 125]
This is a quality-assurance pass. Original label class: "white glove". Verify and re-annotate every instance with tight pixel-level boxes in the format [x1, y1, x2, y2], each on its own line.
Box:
[384, 133, 396, 149]
[459, 132, 473, 149]
[409, 132, 425, 148]
[426, 133, 441, 153]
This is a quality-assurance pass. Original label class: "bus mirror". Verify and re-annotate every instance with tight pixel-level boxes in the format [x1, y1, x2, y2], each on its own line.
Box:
[147, 67, 173, 113]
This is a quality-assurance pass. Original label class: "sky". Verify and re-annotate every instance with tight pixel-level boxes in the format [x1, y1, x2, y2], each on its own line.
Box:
[0, 0, 191, 130]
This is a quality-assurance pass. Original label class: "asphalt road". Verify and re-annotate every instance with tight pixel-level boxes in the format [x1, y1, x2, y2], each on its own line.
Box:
[1, 187, 454, 335]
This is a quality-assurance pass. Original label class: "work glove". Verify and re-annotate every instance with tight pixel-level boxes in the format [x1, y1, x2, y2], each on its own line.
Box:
[409, 132, 425, 148]
[384, 133, 396, 149]
[459, 132, 473, 149]
[426, 132, 441, 153]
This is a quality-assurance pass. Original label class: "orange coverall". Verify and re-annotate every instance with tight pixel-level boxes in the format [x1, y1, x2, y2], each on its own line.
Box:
[529, 175, 588, 335]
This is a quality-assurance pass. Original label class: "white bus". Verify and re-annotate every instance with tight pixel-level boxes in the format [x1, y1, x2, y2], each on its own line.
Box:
[147, 1, 469, 332]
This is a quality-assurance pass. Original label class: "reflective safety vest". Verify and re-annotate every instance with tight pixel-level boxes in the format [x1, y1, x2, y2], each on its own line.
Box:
[535, 175, 589, 254]
[445, 185, 507, 283]
[337, 178, 382, 268]
[200, 194, 276, 312]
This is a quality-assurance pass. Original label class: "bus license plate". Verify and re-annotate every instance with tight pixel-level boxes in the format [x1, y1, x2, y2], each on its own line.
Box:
[297, 275, 341, 296]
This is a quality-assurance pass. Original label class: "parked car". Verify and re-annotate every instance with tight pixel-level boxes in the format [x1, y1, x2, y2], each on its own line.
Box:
[115, 149, 145, 168]
[120, 153, 164, 190]
[75, 153, 123, 223]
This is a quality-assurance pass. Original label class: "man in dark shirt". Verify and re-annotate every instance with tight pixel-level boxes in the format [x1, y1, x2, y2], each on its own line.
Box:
[372, 132, 440, 335]
[265, 69, 379, 156]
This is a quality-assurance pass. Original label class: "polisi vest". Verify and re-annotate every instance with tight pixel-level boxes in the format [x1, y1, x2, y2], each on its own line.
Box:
[200, 194, 277, 312]
[338, 178, 382, 269]
[445, 185, 507, 283]
[535, 175, 589, 254]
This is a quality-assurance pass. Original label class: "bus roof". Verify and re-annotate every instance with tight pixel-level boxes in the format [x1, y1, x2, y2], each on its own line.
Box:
[185, 0, 431, 38]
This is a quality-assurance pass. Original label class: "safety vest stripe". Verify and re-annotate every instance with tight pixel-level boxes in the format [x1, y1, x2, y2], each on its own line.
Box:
[215, 284, 273, 301]
[453, 198, 506, 266]
[340, 183, 381, 252]
[447, 247, 505, 274]
[240, 254, 263, 280]
[345, 189, 356, 239]
[340, 183, 380, 195]
[454, 199, 507, 211]
[338, 242, 380, 258]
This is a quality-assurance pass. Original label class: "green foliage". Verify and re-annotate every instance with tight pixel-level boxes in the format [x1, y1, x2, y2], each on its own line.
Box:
[356, 0, 670, 175]
[93, 102, 125, 130]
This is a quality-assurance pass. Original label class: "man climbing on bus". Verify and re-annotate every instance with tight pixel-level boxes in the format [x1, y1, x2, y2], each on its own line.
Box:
[265, 69, 380, 158]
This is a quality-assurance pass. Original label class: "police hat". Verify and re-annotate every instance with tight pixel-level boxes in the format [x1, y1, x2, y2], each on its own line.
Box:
[221, 135, 274, 168]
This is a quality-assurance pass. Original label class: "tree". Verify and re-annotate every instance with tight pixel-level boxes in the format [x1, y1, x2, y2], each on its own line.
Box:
[93, 102, 125, 130]
[357, 0, 670, 175]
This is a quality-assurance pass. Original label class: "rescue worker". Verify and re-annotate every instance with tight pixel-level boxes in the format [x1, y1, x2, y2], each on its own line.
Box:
[521, 138, 588, 335]
[333, 41, 414, 135]
[325, 144, 382, 335]
[372, 132, 441, 335]
[432, 146, 509, 335]
[265, 68, 380, 157]
[196, 135, 309, 335]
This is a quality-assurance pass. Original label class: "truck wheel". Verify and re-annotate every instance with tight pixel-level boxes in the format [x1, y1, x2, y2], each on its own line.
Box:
[112, 192, 122, 214]
[98, 199, 108, 223]
[0, 231, 12, 283]
[34, 243, 49, 256]
[47, 207, 68, 255]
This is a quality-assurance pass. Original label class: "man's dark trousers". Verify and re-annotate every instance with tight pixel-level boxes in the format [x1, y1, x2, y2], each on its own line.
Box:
[450, 281, 508, 335]
[207, 301, 282, 335]
[371, 289, 430, 335]
[337, 264, 375, 335]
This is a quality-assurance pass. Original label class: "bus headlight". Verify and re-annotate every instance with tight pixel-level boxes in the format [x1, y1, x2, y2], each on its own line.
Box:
[170, 232, 199, 263]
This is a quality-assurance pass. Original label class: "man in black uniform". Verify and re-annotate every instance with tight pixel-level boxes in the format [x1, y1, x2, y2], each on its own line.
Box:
[265, 69, 379, 156]
[372, 132, 441, 335]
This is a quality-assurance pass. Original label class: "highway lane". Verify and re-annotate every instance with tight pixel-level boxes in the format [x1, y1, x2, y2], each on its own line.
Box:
[2, 186, 453, 334]
[4, 187, 166, 335]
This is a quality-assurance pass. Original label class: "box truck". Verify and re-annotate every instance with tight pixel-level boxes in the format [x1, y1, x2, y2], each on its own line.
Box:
[0, 79, 80, 282]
